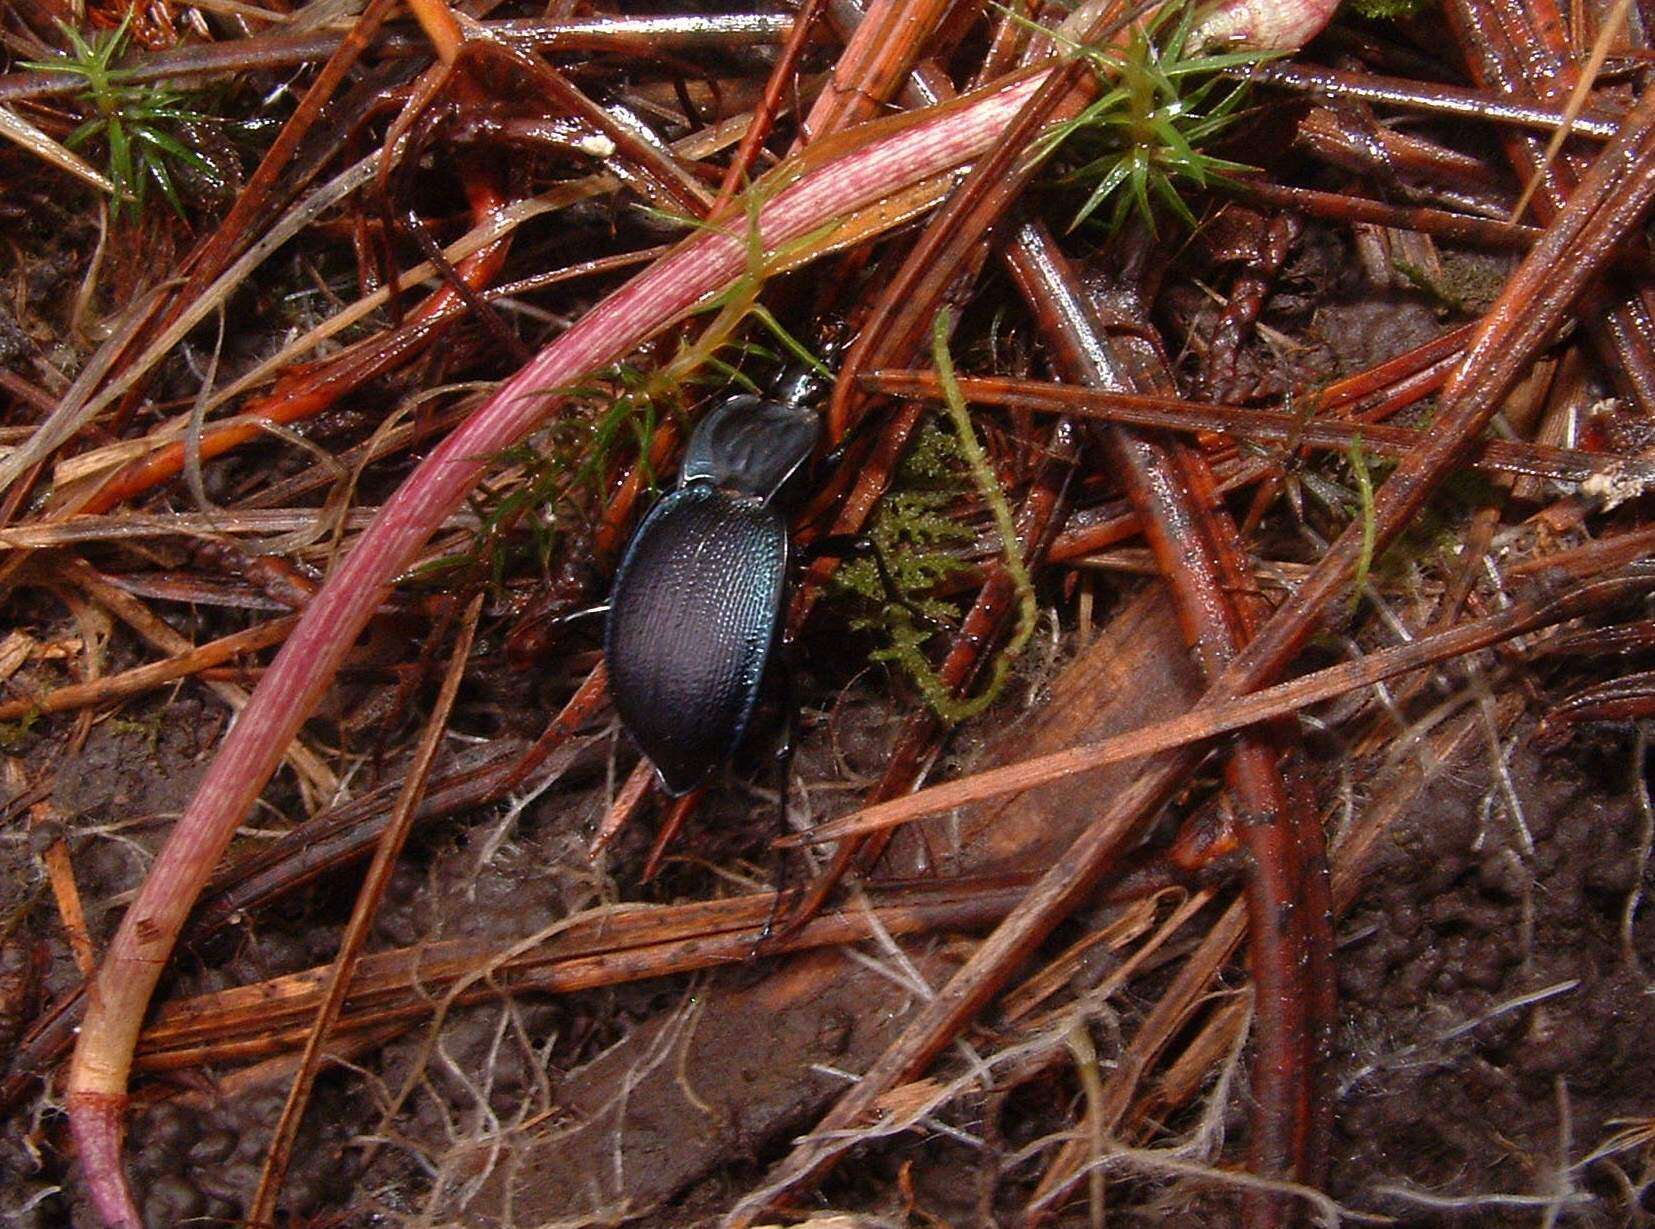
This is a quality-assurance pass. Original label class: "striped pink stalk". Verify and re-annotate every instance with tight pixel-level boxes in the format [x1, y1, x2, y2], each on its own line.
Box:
[66, 0, 1340, 1218]
[68, 67, 1048, 1229]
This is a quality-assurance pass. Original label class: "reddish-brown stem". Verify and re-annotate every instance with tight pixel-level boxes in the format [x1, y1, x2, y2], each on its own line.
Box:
[1540, 670, 1655, 734]
[1224, 178, 1549, 251]
[1321, 322, 1475, 412]
[859, 370, 1653, 484]
[736, 57, 1655, 1229]
[711, 0, 831, 210]
[1251, 59, 1623, 137]
[800, 0, 955, 143]
[1294, 104, 1510, 211]
[1004, 221, 1323, 1224]
[590, 760, 659, 857]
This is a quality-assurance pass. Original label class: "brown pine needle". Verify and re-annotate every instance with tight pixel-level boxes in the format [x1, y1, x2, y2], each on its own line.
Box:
[860, 370, 1655, 486]
[247, 593, 482, 1227]
[35, 810, 96, 978]
[590, 747, 653, 858]
[1510, 0, 1636, 223]
[781, 567, 1654, 848]
[0, 616, 297, 722]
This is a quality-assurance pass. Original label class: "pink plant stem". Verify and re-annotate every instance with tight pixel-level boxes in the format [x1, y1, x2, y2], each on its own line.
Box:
[67, 67, 1048, 1229]
[65, 0, 1336, 1218]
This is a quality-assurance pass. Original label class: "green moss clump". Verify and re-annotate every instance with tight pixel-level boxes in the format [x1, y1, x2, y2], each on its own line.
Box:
[1346, 0, 1438, 21]
[836, 422, 975, 634]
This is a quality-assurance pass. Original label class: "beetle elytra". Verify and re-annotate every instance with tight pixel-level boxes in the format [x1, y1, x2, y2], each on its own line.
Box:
[604, 391, 821, 795]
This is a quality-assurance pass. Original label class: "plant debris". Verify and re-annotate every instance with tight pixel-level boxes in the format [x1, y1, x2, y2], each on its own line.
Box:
[1, 0, 1653, 1226]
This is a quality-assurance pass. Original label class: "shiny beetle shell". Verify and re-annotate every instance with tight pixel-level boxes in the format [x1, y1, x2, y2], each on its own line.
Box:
[604, 393, 821, 796]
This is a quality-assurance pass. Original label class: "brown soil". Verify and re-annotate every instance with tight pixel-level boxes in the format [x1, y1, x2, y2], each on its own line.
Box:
[6, 580, 1650, 1227]
[1331, 728, 1655, 1226]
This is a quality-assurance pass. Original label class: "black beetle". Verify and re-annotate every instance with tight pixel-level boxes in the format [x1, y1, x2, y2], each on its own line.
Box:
[604, 380, 822, 796]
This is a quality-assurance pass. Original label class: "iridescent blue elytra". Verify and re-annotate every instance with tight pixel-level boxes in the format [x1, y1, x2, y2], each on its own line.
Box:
[604, 393, 820, 795]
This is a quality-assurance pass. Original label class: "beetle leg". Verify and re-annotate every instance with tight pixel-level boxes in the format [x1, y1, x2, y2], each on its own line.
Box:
[756, 642, 803, 948]
[639, 787, 702, 882]
[559, 601, 611, 624]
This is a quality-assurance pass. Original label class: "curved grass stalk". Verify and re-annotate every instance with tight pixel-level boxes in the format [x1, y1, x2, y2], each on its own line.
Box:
[64, 0, 1341, 1220]
[66, 64, 1051, 1229]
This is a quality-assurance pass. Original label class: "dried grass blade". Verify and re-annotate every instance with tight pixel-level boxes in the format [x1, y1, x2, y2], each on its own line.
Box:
[247, 593, 481, 1225]
[0, 104, 113, 192]
[787, 567, 1655, 847]
[0, 615, 297, 722]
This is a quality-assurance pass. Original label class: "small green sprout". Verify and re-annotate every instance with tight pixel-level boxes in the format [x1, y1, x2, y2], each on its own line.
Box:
[0, 710, 39, 752]
[1347, 433, 1376, 613]
[24, 15, 227, 217]
[837, 431, 976, 621]
[1032, 0, 1277, 234]
[929, 311, 1038, 718]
